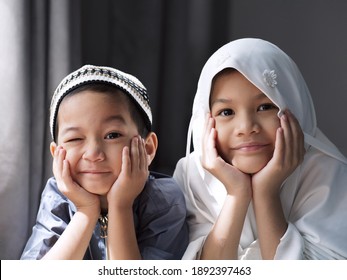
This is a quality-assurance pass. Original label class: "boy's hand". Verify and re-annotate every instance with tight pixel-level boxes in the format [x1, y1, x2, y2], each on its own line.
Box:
[107, 136, 149, 208]
[252, 110, 305, 196]
[53, 146, 100, 212]
[201, 114, 252, 198]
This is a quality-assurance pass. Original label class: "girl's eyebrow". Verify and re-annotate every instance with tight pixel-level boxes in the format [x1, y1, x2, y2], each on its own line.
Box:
[211, 92, 268, 107]
[211, 98, 232, 107]
[255, 92, 269, 100]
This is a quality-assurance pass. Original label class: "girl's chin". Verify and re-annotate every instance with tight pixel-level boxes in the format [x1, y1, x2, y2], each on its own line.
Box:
[231, 158, 268, 174]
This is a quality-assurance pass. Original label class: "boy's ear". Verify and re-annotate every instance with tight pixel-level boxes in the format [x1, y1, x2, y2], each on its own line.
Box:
[50, 142, 57, 158]
[144, 132, 158, 166]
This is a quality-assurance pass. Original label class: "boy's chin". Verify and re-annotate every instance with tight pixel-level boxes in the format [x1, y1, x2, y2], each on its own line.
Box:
[77, 180, 113, 196]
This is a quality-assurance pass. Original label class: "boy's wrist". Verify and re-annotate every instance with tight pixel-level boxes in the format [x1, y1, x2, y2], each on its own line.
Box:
[109, 198, 135, 210]
[76, 204, 101, 220]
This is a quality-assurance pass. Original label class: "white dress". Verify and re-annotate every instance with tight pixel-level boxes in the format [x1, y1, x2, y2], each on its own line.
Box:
[173, 38, 347, 260]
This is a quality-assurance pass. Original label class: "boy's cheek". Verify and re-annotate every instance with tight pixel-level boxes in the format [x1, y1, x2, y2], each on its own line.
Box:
[62, 148, 78, 169]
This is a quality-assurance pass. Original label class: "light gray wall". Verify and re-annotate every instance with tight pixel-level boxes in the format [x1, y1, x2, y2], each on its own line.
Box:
[229, 0, 347, 157]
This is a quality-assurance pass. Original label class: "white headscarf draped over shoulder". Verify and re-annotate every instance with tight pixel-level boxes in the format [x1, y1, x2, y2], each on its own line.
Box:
[188, 38, 346, 163]
[175, 38, 347, 260]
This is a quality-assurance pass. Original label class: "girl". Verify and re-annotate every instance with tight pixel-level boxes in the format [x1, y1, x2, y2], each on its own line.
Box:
[173, 38, 347, 259]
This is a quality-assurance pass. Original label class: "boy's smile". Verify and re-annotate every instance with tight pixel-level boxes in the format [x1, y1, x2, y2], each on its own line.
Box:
[210, 69, 280, 174]
[52, 90, 141, 195]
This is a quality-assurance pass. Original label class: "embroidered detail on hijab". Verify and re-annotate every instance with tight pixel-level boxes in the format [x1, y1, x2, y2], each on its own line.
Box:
[263, 69, 277, 88]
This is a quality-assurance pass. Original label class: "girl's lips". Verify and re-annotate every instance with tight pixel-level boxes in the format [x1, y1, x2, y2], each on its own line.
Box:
[232, 143, 270, 152]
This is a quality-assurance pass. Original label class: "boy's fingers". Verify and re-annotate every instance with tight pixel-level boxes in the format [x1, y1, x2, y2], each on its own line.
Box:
[121, 146, 130, 173]
[130, 137, 139, 167]
[137, 137, 145, 170]
[53, 146, 65, 179]
[61, 159, 72, 184]
[59, 159, 77, 194]
[139, 138, 147, 170]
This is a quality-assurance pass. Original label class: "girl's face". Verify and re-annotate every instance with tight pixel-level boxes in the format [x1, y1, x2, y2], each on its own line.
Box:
[52, 90, 140, 195]
[210, 70, 280, 174]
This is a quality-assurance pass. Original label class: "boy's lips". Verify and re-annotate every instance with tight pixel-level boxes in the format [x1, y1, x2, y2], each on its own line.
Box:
[79, 170, 111, 175]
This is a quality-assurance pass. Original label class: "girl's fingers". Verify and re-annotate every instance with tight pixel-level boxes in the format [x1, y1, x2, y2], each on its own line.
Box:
[280, 112, 294, 163]
[279, 110, 305, 168]
[286, 110, 305, 164]
[205, 117, 215, 149]
[287, 110, 305, 155]
[203, 113, 213, 146]
[272, 127, 285, 165]
[207, 127, 218, 158]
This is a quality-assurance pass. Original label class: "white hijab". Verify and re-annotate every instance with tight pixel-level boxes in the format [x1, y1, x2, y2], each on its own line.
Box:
[174, 38, 347, 259]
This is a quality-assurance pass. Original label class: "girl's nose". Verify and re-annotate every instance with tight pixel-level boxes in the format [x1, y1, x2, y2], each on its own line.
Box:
[234, 113, 260, 136]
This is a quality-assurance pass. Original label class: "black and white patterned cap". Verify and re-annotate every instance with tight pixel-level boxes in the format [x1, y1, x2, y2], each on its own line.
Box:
[50, 65, 152, 141]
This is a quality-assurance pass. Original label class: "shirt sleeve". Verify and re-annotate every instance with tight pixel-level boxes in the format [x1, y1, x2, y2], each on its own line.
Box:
[20, 178, 73, 260]
[275, 150, 347, 260]
[134, 176, 189, 260]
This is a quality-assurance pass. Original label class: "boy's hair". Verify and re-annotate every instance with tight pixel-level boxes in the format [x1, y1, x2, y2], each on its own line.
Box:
[50, 65, 152, 142]
[54, 83, 150, 141]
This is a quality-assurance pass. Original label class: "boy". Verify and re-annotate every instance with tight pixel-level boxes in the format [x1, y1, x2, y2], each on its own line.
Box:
[21, 65, 188, 260]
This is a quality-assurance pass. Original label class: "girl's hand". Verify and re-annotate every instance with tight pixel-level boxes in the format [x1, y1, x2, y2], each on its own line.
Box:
[201, 114, 252, 198]
[252, 110, 305, 196]
[107, 136, 149, 208]
[53, 146, 100, 212]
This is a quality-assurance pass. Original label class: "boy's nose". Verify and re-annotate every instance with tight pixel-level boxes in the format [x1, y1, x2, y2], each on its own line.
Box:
[82, 142, 105, 162]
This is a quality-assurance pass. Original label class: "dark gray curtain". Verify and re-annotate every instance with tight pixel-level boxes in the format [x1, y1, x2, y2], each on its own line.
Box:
[1, 0, 346, 260]
[0, 0, 82, 259]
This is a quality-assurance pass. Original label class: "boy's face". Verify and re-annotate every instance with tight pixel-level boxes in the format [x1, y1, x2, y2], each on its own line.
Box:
[53, 90, 141, 195]
[210, 70, 280, 174]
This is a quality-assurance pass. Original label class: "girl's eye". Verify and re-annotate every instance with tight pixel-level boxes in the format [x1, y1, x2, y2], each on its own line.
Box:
[105, 132, 121, 139]
[219, 109, 234, 116]
[258, 104, 277, 111]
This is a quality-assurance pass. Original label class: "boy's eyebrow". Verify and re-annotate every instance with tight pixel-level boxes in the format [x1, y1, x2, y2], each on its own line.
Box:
[104, 115, 127, 124]
[60, 126, 81, 135]
[60, 115, 127, 134]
